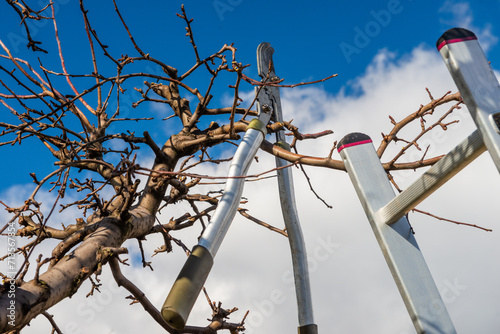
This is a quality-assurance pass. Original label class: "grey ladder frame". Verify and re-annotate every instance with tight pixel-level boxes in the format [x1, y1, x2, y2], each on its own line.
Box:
[338, 27, 500, 334]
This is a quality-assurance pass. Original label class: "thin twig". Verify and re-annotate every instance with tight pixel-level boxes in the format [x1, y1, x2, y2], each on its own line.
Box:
[412, 208, 492, 232]
[136, 161, 298, 181]
[241, 72, 337, 88]
[41, 312, 63, 334]
[52, 2, 96, 115]
[291, 146, 333, 209]
[238, 209, 287, 237]
[109, 257, 175, 332]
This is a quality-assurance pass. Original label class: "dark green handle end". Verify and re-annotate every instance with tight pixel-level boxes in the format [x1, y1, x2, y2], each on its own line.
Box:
[162, 245, 214, 329]
[298, 324, 318, 334]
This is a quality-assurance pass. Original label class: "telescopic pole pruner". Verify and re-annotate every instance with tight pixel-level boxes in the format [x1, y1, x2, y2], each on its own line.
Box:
[161, 43, 317, 333]
[258, 42, 318, 334]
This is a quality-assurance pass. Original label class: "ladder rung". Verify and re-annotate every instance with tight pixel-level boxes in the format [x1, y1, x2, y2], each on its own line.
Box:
[375, 129, 486, 225]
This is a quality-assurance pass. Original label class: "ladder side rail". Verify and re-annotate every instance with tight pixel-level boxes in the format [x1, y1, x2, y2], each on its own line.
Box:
[338, 133, 457, 334]
[438, 28, 500, 172]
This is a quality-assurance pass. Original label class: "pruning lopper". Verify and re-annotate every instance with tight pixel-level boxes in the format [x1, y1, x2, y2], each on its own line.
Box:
[161, 43, 318, 333]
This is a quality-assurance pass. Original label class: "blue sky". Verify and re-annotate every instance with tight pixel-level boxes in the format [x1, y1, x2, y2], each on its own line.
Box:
[1, 0, 500, 187]
[2, 0, 500, 188]
[1, 1, 500, 333]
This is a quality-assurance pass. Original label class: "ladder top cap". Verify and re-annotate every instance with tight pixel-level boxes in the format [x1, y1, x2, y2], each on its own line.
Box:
[437, 28, 477, 51]
[338, 132, 372, 153]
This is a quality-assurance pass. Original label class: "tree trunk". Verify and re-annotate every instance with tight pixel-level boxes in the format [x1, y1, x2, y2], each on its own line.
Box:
[0, 208, 155, 332]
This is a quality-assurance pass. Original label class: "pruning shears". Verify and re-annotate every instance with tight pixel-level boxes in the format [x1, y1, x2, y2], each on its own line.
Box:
[162, 43, 317, 334]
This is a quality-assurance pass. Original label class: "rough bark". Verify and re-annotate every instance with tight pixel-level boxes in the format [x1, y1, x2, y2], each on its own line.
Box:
[0, 207, 156, 332]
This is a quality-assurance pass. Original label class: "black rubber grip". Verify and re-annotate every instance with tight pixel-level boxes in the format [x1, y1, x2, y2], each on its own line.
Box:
[492, 112, 500, 134]
[162, 245, 214, 329]
[298, 323, 318, 334]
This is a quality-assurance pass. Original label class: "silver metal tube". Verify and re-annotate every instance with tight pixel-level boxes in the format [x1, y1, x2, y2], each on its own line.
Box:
[163, 114, 271, 329]
[276, 144, 315, 329]
[339, 133, 456, 334]
[257, 42, 317, 332]
[375, 129, 486, 225]
[199, 125, 269, 256]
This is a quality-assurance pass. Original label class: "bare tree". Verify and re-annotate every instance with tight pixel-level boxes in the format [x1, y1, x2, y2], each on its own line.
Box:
[0, 1, 471, 333]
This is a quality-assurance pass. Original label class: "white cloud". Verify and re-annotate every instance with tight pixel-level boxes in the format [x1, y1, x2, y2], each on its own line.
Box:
[214, 45, 500, 333]
[439, 1, 498, 52]
[8, 44, 500, 333]
[185, 45, 499, 333]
